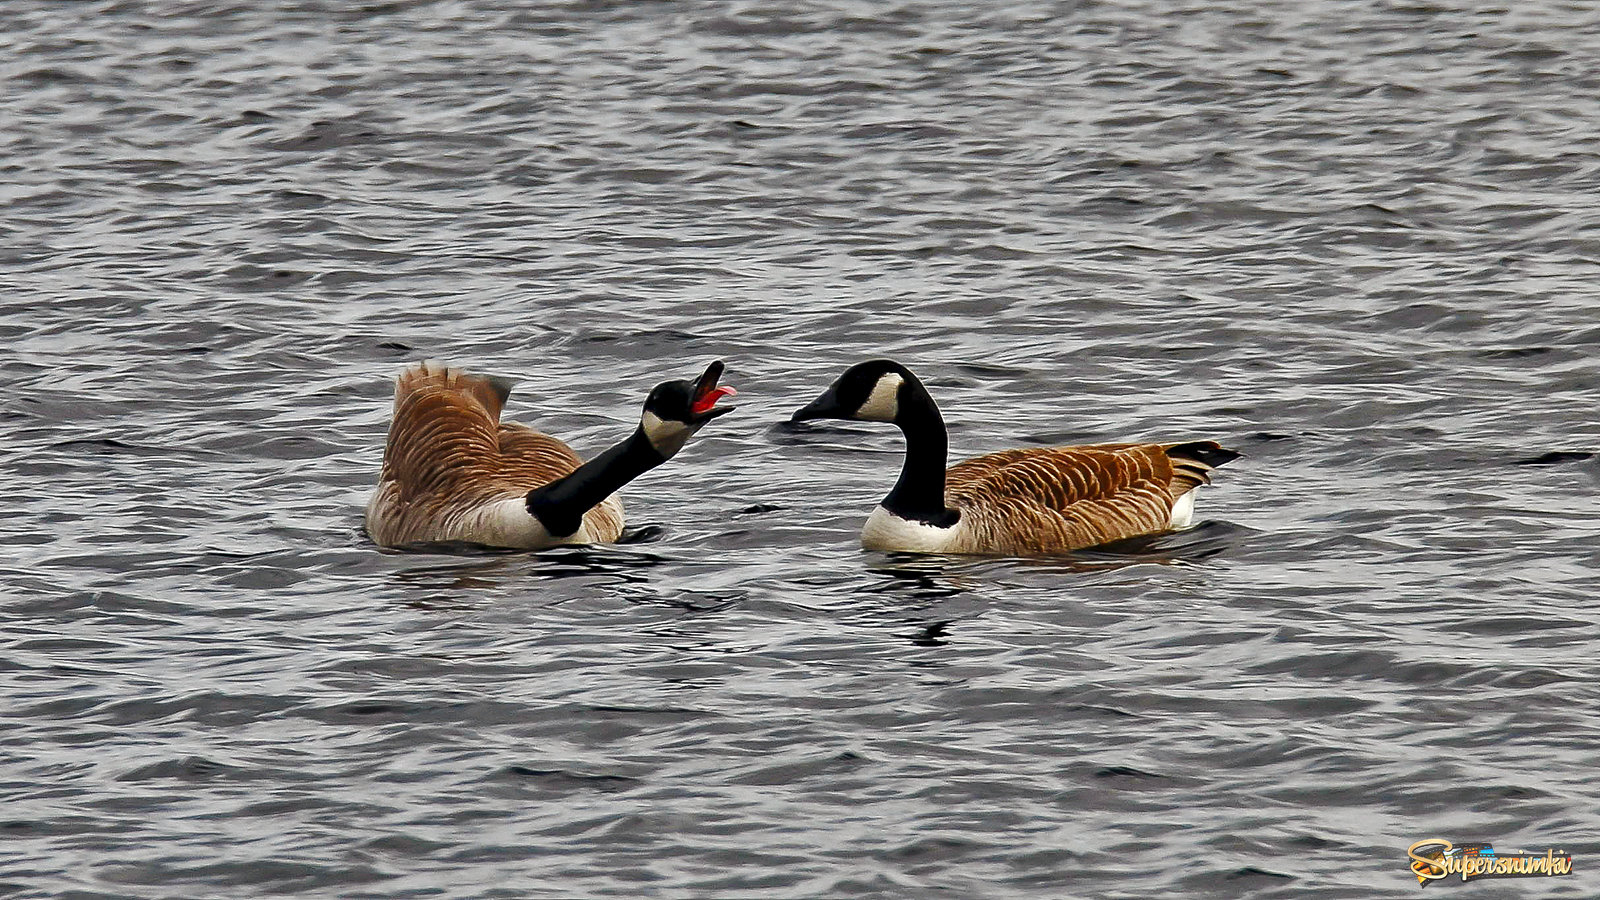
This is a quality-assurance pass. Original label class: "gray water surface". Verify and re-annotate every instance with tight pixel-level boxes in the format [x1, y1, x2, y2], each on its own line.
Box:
[3, 1, 1598, 897]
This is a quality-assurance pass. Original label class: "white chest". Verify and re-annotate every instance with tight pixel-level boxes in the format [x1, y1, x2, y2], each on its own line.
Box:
[860, 506, 965, 553]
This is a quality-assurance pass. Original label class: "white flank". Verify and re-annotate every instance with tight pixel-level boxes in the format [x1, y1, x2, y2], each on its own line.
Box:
[1168, 489, 1197, 529]
[466, 497, 566, 547]
[854, 373, 903, 422]
[861, 505, 962, 553]
[367, 491, 592, 549]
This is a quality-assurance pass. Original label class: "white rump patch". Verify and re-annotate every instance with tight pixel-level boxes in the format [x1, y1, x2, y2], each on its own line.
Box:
[641, 409, 693, 457]
[1169, 489, 1197, 529]
[443, 497, 574, 548]
[855, 373, 903, 422]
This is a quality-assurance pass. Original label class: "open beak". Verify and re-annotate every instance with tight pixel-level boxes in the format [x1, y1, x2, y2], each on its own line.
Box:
[689, 360, 737, 423]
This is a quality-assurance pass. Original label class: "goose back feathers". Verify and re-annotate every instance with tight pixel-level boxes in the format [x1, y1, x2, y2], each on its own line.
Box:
[366, 362, 623, 548]
[922, 440, 1234, 555]
[365, 360, 735, 550]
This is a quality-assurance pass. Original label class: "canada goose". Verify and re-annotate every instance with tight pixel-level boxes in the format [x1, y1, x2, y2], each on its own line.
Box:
[366, 360, 736, 550]
[789, 360, 1238, 555]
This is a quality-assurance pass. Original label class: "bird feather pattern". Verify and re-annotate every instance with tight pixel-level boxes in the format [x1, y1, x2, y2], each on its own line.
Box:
[366, 362, 623, 547]
[941, 441, 1231, 555]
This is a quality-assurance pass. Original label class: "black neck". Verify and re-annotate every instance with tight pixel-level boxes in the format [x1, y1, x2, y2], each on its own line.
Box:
[526, 428, 664, 538]
[882, 379, 960, 527]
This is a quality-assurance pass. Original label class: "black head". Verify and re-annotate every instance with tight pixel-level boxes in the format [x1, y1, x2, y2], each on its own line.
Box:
[791, 359, 917, 424]
[639, 359, 737, 456]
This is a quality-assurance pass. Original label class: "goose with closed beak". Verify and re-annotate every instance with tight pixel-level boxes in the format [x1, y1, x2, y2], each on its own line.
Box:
[366, 360, 736, 550]
[790, 359, 1237, 555]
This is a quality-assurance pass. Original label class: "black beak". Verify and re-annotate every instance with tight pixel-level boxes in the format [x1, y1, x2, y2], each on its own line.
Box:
[693, 360, 724, 398]
[689, 360, 736, 423]
[790, 387, 845, 423]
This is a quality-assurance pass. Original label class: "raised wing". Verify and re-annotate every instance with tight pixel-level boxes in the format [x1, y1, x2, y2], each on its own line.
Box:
[378, 362, 518, 502]
[368, 363, 615, 546]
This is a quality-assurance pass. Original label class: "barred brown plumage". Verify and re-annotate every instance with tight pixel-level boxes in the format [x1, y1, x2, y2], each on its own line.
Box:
[940, 441, 1234, 555]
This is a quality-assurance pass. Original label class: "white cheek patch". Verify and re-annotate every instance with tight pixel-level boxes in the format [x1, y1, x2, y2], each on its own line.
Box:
[641, 409, 693, 457]
[855, 373, 902, 422]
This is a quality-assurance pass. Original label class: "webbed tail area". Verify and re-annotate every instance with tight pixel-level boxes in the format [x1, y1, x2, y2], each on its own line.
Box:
[1165, 440, 1241, 492]
[394, 361, 514, 421]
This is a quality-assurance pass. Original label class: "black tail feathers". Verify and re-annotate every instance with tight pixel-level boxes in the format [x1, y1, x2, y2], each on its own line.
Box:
[1167, 441, 1241, 469]
[484, 375, 515, 409]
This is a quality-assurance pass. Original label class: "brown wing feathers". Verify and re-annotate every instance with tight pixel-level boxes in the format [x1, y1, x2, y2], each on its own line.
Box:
[393, 362, 509, 421]
[380, 368, 508, 502]
[946, 442, 1226, 554]
[370, 362, 623, 546]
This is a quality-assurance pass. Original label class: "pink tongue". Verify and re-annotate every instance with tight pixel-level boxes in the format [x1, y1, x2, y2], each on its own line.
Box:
[691, 385, 736, 414]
